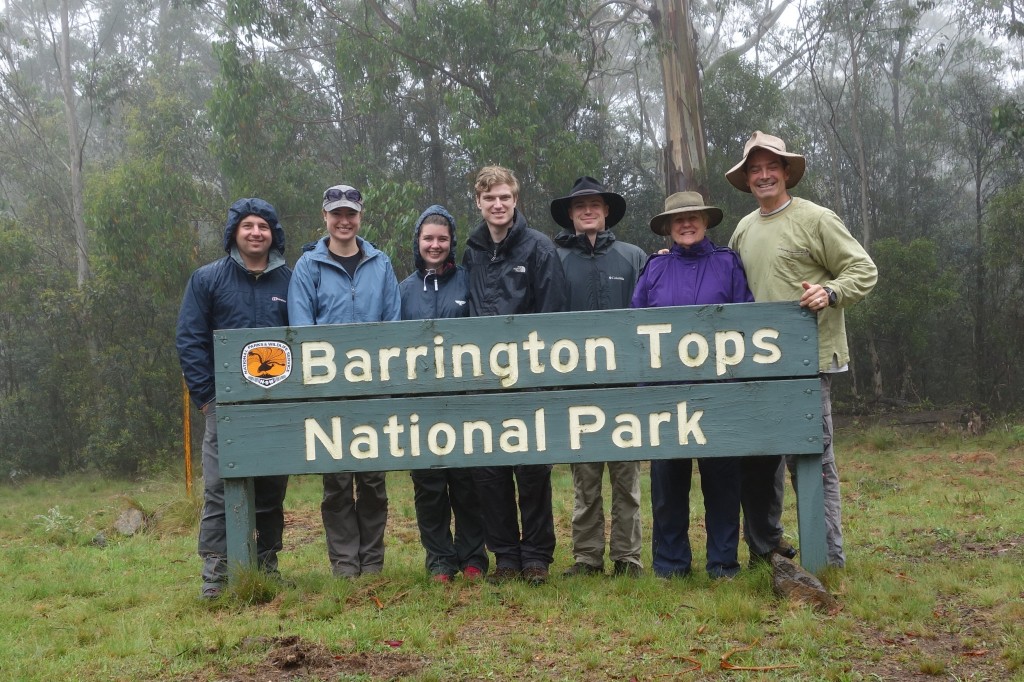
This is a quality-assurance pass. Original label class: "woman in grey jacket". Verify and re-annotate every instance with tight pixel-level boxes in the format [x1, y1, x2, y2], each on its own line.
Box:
[398, 205, 488, 582]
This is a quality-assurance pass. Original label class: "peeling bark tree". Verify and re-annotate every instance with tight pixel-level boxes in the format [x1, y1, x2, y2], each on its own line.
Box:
[605, 0, 794, 197]
[649, 0, 707, 195]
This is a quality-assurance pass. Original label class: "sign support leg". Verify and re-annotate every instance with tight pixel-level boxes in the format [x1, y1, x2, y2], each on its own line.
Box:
[225, 477, 257, 583]
[793, 453, 827, 574]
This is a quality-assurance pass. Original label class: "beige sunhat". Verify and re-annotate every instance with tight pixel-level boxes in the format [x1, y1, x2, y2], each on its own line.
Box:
[649, 191, 724, 236]
[725, 131, 806, 193]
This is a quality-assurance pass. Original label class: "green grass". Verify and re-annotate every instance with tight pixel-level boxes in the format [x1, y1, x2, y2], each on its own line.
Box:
[1, 424, 1023, 681]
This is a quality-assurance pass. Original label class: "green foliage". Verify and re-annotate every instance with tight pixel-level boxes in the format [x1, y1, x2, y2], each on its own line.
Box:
[0, 219, 92, 475]
[702, 55, 795, 239]
[361, 180, 425, 278]
[82, 153, 217, 476]
[323, 0, 603, 222]
[208, 40, 326, 220]
[848, 238, 959, 401]
[33, 506, 80, 546]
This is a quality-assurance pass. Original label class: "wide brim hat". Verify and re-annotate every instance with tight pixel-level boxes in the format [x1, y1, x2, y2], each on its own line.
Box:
[550, 176, 627, 231]
[649, 192, 723, 236]
[725, 131, 806, 193]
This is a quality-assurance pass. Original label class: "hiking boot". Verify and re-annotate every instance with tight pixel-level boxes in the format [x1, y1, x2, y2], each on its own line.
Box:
[613, 560, 644, 577]
[200, 583, 224, 600]
[775, 540, 798, 559]
[563, 562, 603, 577]
[431, 573, 454, 584]
[521, 566, 549, 586]
[750, 540, 799, 568]
[462, 566, 484, 582]
[485, 567, 521, 585]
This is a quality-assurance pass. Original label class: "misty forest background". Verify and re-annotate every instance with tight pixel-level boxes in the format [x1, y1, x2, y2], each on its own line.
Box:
[0, 0, 1022, 478]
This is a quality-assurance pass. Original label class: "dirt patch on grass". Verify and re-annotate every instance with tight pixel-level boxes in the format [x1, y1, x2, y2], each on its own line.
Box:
[209, 635, 428, 681]
[281, 510, 321, 547]
[844, 597, 1009, 680]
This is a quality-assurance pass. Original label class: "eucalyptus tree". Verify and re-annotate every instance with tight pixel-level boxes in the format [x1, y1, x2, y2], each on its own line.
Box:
[0, 0, 98, 287]
[580, 0, 799, 196]
[208, 0, 608, 252]
[944, 66, 1012, 401]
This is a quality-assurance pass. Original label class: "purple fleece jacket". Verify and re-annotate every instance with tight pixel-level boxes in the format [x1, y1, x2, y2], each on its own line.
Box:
[630, 238, 754, 308]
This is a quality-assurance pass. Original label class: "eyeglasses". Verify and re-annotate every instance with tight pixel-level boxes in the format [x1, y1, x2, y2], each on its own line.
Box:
[323, 188, 362, 203]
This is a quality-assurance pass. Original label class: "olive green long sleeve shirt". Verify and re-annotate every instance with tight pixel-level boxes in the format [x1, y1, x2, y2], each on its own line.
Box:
[728, 197, 878, 372]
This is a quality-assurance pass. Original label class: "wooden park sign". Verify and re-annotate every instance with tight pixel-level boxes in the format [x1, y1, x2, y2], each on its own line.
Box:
[214, 302, 827, 575]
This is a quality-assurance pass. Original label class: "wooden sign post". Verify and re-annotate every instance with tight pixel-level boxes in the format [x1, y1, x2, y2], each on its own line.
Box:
[214, 302, 827, 576]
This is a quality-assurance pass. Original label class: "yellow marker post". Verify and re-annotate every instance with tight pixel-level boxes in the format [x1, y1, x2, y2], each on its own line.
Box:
[182, 377, 193, 497]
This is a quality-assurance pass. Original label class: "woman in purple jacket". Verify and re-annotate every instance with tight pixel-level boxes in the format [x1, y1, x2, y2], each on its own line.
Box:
[631, 192, 754, 579]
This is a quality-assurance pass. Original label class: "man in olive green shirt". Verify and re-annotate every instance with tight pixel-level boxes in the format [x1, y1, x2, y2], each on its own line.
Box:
[726, 131, 878, 568]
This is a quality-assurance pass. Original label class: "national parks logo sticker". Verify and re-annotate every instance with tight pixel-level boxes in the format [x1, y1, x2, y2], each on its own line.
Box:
[242, 341, 292, 388]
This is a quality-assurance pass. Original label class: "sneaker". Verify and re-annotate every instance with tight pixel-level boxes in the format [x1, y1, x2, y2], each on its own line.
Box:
[462, 566, 484, 582]
[521, 566, 549, 586]
[431, 573, 454, 584]
[486, 567, 521, 585]
[563, 562, 603, 577]
[613, 560, 643, 577]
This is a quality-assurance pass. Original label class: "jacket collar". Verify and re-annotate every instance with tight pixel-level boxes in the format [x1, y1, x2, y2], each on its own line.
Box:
[229, 246, 286, 275]
[554, 228, 616, 254]
[670, 238, 715, 258]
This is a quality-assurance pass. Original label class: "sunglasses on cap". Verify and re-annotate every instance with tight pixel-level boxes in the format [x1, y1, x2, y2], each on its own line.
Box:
[323, 187, 362, 203]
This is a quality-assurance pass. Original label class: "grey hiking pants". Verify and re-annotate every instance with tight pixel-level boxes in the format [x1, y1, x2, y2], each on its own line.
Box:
[321, 471, 388, 577]
[741, 374, 845, 567]
[199, 403, 288, 586]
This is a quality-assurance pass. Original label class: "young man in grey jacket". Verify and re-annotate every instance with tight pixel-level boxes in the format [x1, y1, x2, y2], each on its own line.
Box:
[551, 177, 647, 577]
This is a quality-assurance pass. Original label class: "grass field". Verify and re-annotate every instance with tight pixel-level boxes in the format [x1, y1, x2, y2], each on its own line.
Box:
[1, 422, 1022, 681]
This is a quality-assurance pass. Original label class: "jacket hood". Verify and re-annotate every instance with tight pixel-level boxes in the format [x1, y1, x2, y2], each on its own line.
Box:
[412, 205, 457, 272]
[223, 197, 286, 254]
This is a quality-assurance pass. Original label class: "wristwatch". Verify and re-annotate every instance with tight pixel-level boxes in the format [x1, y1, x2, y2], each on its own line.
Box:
[823, 287, 837, 307]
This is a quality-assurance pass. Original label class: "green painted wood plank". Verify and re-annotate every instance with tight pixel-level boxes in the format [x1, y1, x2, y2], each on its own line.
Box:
[213, 302, 818, 403]
[224, 478, 257, 574]
[793, 453, 828, 573]
[217, 379, 821, 478]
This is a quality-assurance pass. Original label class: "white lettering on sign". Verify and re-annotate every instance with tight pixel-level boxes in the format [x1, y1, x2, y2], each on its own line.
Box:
[636, 323, 672, 368]
[567, 402, 705, 450]
[299, 325, 784, 389]
[300, 331, 621, 388]
[752, 329, 782, 363]
[715, 331, 744, 376]
[302, 341, 336, 385]
[639, 325, 783, 375]
[303, 408, 549, 461]
[305, 417, 341, 460]
[678, 332, 709, 368]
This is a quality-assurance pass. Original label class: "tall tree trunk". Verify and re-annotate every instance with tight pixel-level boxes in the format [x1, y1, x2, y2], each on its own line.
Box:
[425, 76, 448, 205]
[846, 16, 882, 401]
[651, 0, 707, 195]
[974, 162, 986, 400]
[59, 0, 89, 288]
